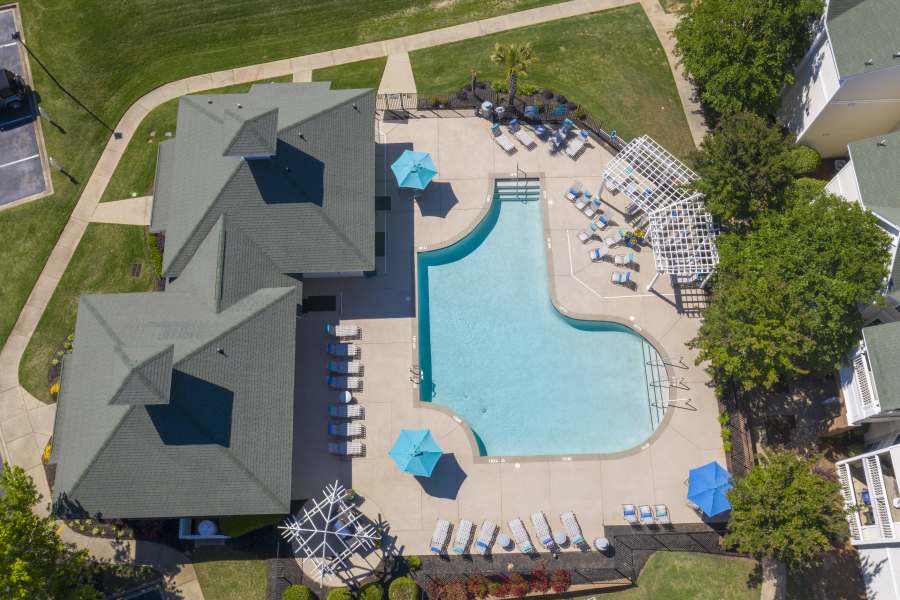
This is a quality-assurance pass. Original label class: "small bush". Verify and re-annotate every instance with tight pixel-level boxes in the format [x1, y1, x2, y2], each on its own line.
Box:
[441, 581, 466, 600]
[326, 588, 351, 600]
[790, 145, 821, 175]
[551, 569, 571, 593]
[508, 573, 529, 597]
[388, 577, 419, 600]
[555, 94, 568, 104]
[529, 568, 550, 593]
[282, 585, 315, 600]
[147, 231, 164, 277]
[42, 440, 53, 462]
[488, 578, 511, 598]
[465, 575, 488, 599]
[542, 89, 554, 99]
[405, 555, 421, 572]
[359, 583, 383, 600]
[517, 81, 539, 96]
[491, 79, 508, 93]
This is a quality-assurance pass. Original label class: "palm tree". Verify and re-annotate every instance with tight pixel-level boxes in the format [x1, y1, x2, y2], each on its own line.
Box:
[489, 42, 537, 107]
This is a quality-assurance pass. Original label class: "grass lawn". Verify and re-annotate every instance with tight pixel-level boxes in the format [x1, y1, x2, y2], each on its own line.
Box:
[313, 57, 388, 90]
[1, 0, 564, 353]
[192, 547, 268, 600]
[576, 552, 760, 599]
[19, 224, 157, 402]
[410, 4, 694, 157]
[100, 76, 291, 203]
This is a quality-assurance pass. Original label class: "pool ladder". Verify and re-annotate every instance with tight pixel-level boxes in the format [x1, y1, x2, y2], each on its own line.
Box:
[410, 365, 423, 384]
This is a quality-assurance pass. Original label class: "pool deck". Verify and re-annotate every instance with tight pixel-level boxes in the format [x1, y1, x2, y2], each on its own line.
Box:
[293, 115, 724, 557]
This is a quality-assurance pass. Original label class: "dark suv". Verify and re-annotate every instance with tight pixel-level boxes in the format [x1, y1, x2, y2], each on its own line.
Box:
[0, 68, 26, 111]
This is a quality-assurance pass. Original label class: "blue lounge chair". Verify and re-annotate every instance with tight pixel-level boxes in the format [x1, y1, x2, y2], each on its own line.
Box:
[623, 504, 638, 524]
[639, 505, 653, 525]
[612, 271, 632, 286]
[590, 247, 607, 261]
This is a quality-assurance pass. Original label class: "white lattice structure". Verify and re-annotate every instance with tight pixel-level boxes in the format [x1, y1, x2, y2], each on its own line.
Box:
[278, 481, 380, 585]
[602, 135, 719, 290]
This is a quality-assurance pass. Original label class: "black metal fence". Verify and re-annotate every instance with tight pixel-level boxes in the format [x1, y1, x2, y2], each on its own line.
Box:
[722, 383, 755, 478]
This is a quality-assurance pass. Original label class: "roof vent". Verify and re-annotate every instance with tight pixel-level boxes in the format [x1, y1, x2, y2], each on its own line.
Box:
[865, 58, 874, 65]
[207, 99, 213, 105]
[894, 51, 900, 58]
[877, 138, 888, 147]
[237, 103, 243, 109]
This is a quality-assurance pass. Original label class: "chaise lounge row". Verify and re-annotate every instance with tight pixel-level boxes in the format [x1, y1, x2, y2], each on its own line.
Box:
[430, 510, 586, 555]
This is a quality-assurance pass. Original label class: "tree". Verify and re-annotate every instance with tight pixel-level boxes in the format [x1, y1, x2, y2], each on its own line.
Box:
[726, 452, 847, 570]
[674, 0, 823, 119]
[489, 42, 537, 107]
[0, 465, 100, 600]
[690, 185, 890, 391]
[691, 112, 797, 229]
[282, 584, 315, 600]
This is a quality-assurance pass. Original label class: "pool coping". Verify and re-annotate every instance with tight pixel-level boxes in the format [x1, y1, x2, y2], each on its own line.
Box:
[412, 173, 675, 464]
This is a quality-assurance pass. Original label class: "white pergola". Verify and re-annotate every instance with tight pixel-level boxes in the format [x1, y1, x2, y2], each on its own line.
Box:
[278, 481, 380, 585]
[602, 135, 719, 290]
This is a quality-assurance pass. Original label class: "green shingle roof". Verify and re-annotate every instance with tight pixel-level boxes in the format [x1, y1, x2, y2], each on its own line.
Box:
[827, 0, 900, 79]
[850, 130, 900, 224]
[863, 322, 900, 411]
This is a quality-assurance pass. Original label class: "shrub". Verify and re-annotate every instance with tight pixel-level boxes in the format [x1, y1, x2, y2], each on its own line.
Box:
[388, 577, 419, 600]
[405, 555, 421, 572]
[442, 581, 467, 600]
[789, 145, 821, 175]
[517, 81, 539, 96]
[49, 379, 60, 394]
[555, 94, 568, 104]
[360, 582, 384, 600]
[42, 439, 53, 462]
[508, 573, 529, 597]
[283, 584, 315, 600]
[550, 569, 571, 593]
[491, 79, 508, 93]
[529, 568, 550, 593]
[542, 89, 554, 99]
[488, 578, 511, 598]
[147, 231, 163, 278]
[466, 575, 489, 599]
[326, 588, 351, 600]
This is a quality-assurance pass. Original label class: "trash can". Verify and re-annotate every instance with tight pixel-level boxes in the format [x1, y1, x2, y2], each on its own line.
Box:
[480, 101, 493, 119]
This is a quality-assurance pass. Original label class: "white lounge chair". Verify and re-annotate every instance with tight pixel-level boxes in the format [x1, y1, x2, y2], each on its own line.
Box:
[614, 252, 637, 267]
[327, 343, 359, 357]
[513, 128, 536, 148]
[530, 512, 554, 548]
[578, 222, 602, 244]
[508, 518, 535, 553]
[494, 133, 516, 153]
[639, 505, 653, 525]
[475, 521, 496, 553]
[654, 504, 671, 525]
[326, 323, 360, 338]
[326, 375, 362, 390]
[327, 360, 361, 374]
[574, 195, 590, 211]
[560, 512, 585, 546]
[589, 247, 607, 262]
[565, 181, 583, 201]
[452, 520, 474, 554]
[583, 199, 601, 218]
[431, 519, 451, 554]
[623, 504, 638, 525]
[328, 442, 365, 456]
[328, 404, 363, 419]
[328, 422, 365, 437]
[606, 228, 626, 247]
[565, 136, 586, 159]
[611, 271, 632, 286]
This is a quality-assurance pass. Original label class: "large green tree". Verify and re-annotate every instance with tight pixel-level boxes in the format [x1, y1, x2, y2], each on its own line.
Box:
[0, 465, 100, 600]
[674, 0, 823, 119]
[691, 112, 797, 229]
[726, 452, 847, 570]
[489, 42, 537, 107]
[690, 185, 890, 391]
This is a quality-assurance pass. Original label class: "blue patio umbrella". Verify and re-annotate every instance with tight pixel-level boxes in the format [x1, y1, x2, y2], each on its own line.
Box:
[389, 429, 443, 477]
[687, 461, 733, 517]
[390, 150, 437, 190]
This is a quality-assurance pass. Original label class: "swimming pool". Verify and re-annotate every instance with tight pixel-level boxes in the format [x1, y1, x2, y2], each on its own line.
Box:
[417, 179, 667, 457]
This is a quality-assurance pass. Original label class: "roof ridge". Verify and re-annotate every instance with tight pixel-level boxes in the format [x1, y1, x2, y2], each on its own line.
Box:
[316, 203, 373, 269]
[275, 87, 371, 134]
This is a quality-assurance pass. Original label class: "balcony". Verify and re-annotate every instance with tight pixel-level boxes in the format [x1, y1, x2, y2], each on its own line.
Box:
[837, 445, 900, 545]
[839, 345, 882, 426]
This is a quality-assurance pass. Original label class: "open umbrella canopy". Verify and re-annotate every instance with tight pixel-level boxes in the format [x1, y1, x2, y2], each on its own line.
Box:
[687, 461, 733, 517]
[389, 429, 443, 477]
[390, 150, 437, 190]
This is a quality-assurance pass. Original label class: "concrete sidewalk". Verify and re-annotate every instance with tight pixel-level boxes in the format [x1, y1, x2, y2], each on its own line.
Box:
[377, 53, 417, 95]
[90, 196, 152, 226]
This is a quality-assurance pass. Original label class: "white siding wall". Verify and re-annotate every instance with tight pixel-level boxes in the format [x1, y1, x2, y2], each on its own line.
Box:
[859, 546, 900, 600]
[826, 159, 862, 205]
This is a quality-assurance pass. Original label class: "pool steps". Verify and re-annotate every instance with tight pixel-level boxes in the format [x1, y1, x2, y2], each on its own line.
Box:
[494, 177, 541, 202]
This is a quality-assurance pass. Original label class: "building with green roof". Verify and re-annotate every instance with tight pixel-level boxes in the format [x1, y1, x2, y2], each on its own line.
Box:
[780, 0, 900, 157]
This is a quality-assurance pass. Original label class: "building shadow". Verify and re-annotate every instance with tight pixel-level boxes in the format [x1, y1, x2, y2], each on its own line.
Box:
[148, 371, 233, 447]
[415, 453, 466, 500]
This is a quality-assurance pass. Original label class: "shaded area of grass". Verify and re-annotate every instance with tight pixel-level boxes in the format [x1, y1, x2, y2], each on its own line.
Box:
[786, 548, 866, 600]
[20, 224, 157, 402]
[1, 0, 562, 351]
[313, 57, 388, 90]
[100, 76, 290, 203]
[410, 5, 694, 156]
[192, 547, 268, 600]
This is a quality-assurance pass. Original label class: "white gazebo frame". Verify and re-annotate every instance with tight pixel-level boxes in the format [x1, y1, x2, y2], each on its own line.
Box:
[602, 135, 719, 290]
[278, 480, 380, 585]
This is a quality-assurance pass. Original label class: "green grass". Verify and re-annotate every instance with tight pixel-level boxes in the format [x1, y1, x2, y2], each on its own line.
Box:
[659, 0, 689, 13]
[19, 224, 157, 402]
[575, 552, 760, 599]
[192, 547, 268, 600]
[410, 4, 694, 156]
[100, 76, 291, 203]
[1, 0, 565, 354]
[313, 57, 388, 90]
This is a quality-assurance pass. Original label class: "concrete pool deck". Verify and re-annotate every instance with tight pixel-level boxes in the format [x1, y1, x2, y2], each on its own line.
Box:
[293, 115, 724, 557]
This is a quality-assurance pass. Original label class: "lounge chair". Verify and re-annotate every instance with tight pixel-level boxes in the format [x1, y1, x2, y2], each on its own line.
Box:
[574, 195, 590, 211]
[431, 519, 451, 554]
[328, 404, 363, 419]
[530, 512, 554, 549]
[513, 128, 536, 148]
[614, 252, 637, 267]
[508, 518, 535, 554]
[606, 228, 626, 247]
[589, 247, 607, 262]
[327, 360, 361, 374]
[639, 505, 653, 525]
[560, 512, 585, 546]
[494, 133, 516, 153]
[565, 181, 583, 201]
[611, 271, 632, 286]
[583, 198, 602, 218]
[655, 504, 671, 525]
[328, 422, 365, 437]
[578, 222, 602, 244]
[623, 504, 639, 524]
[326, 375, 362, 390]
[328, 441, 365, 456]
[452, 520, 474, 554]
[326, 323, 360, 338]
[327, 343, 359, 357]
[475, 521, 496, 553]
[534, 124, 549, 139]
[565, 131, 589, 159]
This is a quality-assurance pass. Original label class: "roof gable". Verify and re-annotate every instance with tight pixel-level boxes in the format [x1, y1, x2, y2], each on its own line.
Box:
[108, 345, 174, 406]
[849, 131, 900, 222]
[223, 106, 278, 157]
[863, 321, 900, 411]
[827, 0, 900, 78]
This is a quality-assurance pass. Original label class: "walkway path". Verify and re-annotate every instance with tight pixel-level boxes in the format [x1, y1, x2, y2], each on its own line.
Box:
[377, 53, 417, 95]
[90, 196, 153, 226]
[0, 0, 704, 596]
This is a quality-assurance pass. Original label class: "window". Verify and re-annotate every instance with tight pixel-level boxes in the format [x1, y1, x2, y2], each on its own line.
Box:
[375, 232, 386, 257]
[301, 295, 337, 313]
[375, 196, 391, 211]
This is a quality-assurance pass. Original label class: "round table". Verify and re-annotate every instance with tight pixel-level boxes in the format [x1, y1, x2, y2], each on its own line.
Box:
[594, 537, 609, 553]
[497, 533, 513, 550]
[338, 391, 352, 404]
[197, 519, 218, 537]
[553, 531, 568, 546]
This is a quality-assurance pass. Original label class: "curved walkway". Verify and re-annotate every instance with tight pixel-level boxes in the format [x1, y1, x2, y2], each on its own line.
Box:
[0, 0, 704, 593]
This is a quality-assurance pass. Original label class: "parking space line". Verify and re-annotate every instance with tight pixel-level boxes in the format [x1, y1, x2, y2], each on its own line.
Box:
[0, 153, 39, 169]
[0, 41, 16, 49]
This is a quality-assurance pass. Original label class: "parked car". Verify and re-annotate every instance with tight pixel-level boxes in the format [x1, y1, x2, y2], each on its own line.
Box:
[0, 68, 27, 111]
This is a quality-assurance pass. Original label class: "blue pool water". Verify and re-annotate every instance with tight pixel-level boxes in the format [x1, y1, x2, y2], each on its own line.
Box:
[417, 181, 665, 456]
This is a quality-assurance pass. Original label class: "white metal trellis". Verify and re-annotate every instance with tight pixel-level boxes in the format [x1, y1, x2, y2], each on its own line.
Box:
[278, 481, 379, 585]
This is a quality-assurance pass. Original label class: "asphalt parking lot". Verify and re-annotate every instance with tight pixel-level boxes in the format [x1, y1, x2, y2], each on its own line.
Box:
[0, 6, 50, 208]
